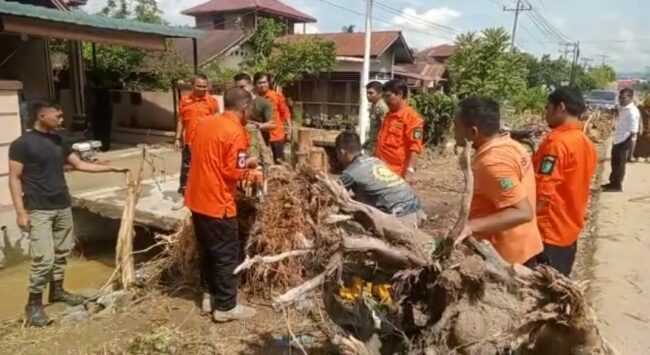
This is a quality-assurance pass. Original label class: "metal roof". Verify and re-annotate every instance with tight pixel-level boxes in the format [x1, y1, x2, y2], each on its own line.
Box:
[417, 44, 456, 59]
[172, 29, 251, 66]
[0, 1, 203, 38]
[182, 0, 316, 23]
[280, 31, 414, 63]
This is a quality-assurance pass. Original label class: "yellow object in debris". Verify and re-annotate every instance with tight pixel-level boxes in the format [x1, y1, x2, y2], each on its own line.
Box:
[372, 284, 392, 303]
[338, 277, 393, 304]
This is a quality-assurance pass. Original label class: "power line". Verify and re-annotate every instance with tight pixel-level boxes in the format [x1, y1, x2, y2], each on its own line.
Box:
[595, 54, 610, 65]
[528, 5, 569, 42]
[580, 57, 593, 68]
[503, 0, 532, 52]
[527, 11, 566, 43]
[519, 22, 550, 49]
[315, 0, 454, 40]
[373, 0, 460, 35]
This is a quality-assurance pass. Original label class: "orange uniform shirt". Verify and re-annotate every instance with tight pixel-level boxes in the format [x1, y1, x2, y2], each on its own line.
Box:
[185, 112, 250, 218]
[533, 121, 597, 247]
[470, 135, 544, 264]
[375, 105, 424, 177]
[264, 90, 291, 142]
[178, 94, 218, 146]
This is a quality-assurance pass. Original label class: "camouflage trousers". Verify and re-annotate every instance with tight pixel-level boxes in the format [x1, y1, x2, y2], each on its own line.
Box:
[27, 208, 74, 294]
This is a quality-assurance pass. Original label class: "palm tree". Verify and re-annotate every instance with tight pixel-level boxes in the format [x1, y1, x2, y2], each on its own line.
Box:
[341, 25, 355, 33]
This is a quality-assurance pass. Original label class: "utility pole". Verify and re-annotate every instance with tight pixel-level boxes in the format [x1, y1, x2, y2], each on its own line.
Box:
[596, 54, 609, 66]
[569, 41, 580, 86]
[559, 42, 574, 60]
[580, 57, 593, 69]
[358, 0, 372, 145]
[503, 0, 532, 52]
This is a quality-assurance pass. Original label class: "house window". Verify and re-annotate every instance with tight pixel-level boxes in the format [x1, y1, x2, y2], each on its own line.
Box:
[213, 14, 225, 29]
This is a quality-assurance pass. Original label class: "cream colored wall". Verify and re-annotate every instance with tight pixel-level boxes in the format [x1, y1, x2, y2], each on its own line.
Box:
[111, 90, 176, 131]
[0, 81, 23, 206]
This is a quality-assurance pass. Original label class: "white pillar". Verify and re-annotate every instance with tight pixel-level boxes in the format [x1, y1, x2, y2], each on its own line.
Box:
[358, 0, 372, 144]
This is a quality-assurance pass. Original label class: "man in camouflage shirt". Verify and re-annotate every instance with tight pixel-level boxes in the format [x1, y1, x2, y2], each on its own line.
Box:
[364, 81, 389, 154]
[336, 131, 424, 229]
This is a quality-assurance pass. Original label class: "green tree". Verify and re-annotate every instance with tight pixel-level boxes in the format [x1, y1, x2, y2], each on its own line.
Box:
[588, 64, 616, 89]
[410, 92, 458, 147]
[244, 18, 336, 86]
[86, 0, 188, 90]
[511, 86, 549, 114]
[446, 27, 528, 101]
[522, 53, 571, 88]
[203, 62, 239, 86]
[341, 25, 355, 33]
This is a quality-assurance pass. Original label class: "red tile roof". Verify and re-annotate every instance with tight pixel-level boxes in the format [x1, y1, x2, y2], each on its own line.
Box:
[280, 31, 413, 63]
[417, 44, 456, 59]
[171, 29, 250, 65]
[182, 0, 316, 23]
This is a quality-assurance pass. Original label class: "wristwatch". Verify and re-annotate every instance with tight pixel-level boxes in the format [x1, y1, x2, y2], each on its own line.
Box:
[406, 167, 416, 174]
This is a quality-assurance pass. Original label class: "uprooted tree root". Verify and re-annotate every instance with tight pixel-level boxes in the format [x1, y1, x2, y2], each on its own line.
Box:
[144, 145, 617, 354]
[233, 146, 618, 355]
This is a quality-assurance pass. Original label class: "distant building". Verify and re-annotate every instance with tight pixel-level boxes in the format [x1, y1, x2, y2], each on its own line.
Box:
[173, 0, 316, 70]
[279, 31, 414, 118]
[394, 44, 456, 92]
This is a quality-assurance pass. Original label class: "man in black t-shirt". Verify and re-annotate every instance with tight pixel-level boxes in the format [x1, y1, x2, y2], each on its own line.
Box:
[8, 101, 129, 327]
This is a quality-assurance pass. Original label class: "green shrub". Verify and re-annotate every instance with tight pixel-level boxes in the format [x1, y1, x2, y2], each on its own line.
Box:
[511, 86, 549, 114]
[410, 92, 458, 147]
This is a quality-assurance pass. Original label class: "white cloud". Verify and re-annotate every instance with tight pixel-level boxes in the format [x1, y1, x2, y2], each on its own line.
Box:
[388, 6, 460, 50]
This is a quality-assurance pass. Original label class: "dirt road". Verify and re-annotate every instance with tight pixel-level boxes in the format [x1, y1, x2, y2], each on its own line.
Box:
[592, 161, 650, 354]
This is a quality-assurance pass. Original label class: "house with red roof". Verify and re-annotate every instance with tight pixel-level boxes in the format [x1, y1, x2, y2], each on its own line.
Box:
[174, 0, 316, 69]
[279, 31, 414, 118]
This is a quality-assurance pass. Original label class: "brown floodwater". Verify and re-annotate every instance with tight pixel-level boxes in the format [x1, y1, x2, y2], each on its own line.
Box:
[0, 256, 115, 321]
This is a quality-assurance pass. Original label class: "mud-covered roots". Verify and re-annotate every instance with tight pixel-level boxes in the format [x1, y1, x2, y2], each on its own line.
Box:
[238, 150, 616, 354]
[142, 145, 616, 354]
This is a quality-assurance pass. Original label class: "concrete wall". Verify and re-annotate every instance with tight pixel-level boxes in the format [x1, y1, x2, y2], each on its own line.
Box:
[60, 85, 229, 146]
[111, 90, 176, 131]
[217, 43, 253, 71]
[0, 81, 26, 266]
[0, 35, 51, 101]
[194, 12, 255, 30]
[0, 81, 23, 206]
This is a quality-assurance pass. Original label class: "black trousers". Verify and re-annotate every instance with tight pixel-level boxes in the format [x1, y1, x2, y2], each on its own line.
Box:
[543, 242, 577, 277]
[191, 212, 240, 312]
[270, 141, 285, 163]
[179, 145, 191, 195]
[523, 252, 550, 269]
[609, 137, 633, 189]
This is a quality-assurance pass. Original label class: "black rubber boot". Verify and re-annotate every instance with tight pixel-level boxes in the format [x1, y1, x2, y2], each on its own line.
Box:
[48, 280, 85, 306]
[25, 293, 49, 327]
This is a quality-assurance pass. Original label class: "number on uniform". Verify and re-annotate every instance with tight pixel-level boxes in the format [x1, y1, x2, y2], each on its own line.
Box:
[539, 155, 556, 175]
[237, 150, 247, 169]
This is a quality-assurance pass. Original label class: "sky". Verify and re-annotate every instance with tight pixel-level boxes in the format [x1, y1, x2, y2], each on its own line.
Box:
[84, 0, 650, 74]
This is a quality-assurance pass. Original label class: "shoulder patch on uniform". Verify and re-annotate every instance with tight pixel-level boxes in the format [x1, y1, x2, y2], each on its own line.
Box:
[499, 177, 514, 191]
[413, 128, 423, 140]
[538, 155, 557, 175]
[236, 150, 247, 169]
